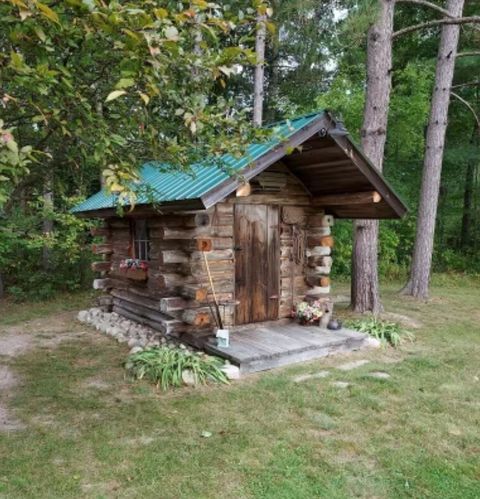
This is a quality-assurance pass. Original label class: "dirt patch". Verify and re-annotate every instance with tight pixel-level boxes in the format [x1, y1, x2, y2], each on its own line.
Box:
[0, 311, 90, 432]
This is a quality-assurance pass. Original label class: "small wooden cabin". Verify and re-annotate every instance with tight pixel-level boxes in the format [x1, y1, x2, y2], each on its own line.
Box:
[73, 111, 406, 347]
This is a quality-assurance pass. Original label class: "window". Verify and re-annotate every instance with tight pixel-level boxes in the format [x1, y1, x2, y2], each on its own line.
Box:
[132, 219, 151, 261]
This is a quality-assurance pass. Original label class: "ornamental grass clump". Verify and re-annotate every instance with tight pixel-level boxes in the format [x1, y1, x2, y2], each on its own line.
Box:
[125, 346, 229, 390]
[346, 316, 414, 347]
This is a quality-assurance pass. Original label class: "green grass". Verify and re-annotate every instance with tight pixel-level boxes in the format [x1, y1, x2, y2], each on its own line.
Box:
[1, 282, 479, 498]
[0, 291, 94, 326]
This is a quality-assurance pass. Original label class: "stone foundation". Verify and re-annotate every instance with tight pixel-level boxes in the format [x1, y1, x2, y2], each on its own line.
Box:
[77, 308, 184, 354]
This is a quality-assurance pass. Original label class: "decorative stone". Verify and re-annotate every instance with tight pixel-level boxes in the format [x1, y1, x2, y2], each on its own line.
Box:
[293, 371, 330, 383]
[332, 381, 350, 388]
[364, 337, 381, 349]
[221, 364, 240, 380]
[182, 369, 196, 386]
[77, 310, 89, 322]
[337, 359, 369, 371]
[129, 346, 144, 355]
[368, 371, 391, 379]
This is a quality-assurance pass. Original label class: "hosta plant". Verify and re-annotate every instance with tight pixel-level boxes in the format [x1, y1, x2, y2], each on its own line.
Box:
[345, 317, 414, 347]
[125, 346, 229, 390]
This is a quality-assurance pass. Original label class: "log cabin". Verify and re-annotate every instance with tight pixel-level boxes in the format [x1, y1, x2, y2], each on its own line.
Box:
[72, 111, 407, 348]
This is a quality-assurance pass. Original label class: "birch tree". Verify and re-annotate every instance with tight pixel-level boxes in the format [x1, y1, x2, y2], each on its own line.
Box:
[253, 6, 268, 126]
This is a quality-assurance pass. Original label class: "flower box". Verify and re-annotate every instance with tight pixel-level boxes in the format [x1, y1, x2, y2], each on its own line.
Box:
[123, 268, 148, 281]
[119, 259, 149, 281]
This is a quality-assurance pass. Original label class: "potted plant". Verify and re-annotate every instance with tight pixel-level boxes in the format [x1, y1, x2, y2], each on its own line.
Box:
[119, 258, 149, 281]
[291, 300, 324, 326]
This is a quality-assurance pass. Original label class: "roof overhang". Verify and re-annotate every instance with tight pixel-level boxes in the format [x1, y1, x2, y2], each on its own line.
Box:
[74, 112, 407, 219]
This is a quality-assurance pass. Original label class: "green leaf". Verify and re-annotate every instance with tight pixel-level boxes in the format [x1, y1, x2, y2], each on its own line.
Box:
[105, 90, 127, 102]
[115, 78, 135, 89]
[36, 2, 60, 24]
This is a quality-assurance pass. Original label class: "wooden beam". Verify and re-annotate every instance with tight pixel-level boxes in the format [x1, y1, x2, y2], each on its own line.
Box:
[92, 243, 113, 255]
[312, 191, 382, 207]
[91, 261, 112, 272]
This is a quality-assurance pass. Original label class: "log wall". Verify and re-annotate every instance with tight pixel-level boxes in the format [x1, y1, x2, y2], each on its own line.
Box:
[90, 162, 335, 340]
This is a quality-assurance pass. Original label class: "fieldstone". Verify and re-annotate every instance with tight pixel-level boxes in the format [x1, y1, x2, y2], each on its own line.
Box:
[221, 364, 241, 380]
[332, 381, 350, 388]
[337, 359, 369, 371]
[368, 371, 391, 379]
[77, 310, 89, 322]
[128, 338, 140, 348]
[182, 369, 197, 386]
[117, 336, 128, 344]
[365, 337, 382, 349]
[293, 370, 330, 383]
[129, 346, 144, 355]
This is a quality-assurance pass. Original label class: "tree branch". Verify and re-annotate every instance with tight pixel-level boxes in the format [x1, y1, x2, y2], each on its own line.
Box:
[393, 16, 480, 39]
[451, 80, 480, 90]
[456, 51, 480, 58]
[395, 0, 453, 18]
[451, 92, 480, 135]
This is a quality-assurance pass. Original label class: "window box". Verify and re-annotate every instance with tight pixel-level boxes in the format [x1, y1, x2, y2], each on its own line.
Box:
[123, 268, 148, 281]
[119, 258, 149, 281]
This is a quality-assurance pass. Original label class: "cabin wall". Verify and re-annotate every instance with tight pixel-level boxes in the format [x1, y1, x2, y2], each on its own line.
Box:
[90, 163, 335, 341]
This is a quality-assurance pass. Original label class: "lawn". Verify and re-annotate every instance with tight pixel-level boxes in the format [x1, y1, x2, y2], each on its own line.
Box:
[0, 280, 479, 498]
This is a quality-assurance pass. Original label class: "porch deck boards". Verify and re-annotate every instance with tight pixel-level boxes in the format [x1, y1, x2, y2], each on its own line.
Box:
[204, 322, 370, 374]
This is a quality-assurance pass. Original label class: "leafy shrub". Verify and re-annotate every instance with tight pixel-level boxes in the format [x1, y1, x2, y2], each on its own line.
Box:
[346, 316, 414, 347]
[125, 347, 229, 390]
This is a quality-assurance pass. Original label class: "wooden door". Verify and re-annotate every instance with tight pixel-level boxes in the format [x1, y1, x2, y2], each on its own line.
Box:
[234, 204, 279, 324]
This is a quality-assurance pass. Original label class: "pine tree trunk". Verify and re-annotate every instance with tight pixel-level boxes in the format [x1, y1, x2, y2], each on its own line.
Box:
[460, 160, 475, 248]
[403, 0, 464, 299]
[351, 0, 395, 314]
[253, 12, 266, 126]
[42, 173, 54, 272]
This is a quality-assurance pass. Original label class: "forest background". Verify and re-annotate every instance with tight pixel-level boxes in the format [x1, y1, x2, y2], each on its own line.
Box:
[0, 0, 478, 302]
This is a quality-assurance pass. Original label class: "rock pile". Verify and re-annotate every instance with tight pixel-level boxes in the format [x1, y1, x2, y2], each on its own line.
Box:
[77, 308, 241, 381]
[77, 308, 179, 354]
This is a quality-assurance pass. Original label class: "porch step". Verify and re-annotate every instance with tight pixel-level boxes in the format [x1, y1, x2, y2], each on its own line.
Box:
[204, 324, 370, 374]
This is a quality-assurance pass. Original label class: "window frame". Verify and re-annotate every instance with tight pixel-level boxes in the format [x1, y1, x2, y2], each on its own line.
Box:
[130, 219, 151, 262]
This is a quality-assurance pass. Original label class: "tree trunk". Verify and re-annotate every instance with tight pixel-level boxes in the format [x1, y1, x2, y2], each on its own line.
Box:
[42, 172, 54, 272]
[0, 273, 4, 300]
[351, 0, 395, 314]
[402, 0, 464, 299]
[460, 159, 475, 248]
[253, 12, 266, 126]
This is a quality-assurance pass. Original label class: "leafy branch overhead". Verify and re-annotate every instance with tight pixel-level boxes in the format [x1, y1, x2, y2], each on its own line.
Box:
[0, 0, 267, 201]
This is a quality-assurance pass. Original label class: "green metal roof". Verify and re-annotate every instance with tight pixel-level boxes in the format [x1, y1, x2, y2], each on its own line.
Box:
[71, 111, 325, 214]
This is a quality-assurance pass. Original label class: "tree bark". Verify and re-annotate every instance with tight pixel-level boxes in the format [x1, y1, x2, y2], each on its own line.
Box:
[403, 0, 465, 299]
[42, 172, 54, 272]
[253, 12, 266, 126]
[460, 159, 475, 248]
[351, 0, 395, 314]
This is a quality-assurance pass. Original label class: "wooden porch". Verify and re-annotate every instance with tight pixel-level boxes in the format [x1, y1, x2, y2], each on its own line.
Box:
[204, 322, 370, 374]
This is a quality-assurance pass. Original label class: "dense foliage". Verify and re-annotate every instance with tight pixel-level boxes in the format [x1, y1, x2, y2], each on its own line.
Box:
[0, 0, 479, 300]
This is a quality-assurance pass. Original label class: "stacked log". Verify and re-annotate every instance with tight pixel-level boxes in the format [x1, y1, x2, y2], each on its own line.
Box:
[305, 212, 334, 298]
[90, 224, 113, 311]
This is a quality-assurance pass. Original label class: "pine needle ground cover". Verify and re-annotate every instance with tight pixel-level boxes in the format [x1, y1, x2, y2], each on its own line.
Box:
[0, 280, 479, 498]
